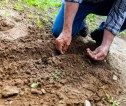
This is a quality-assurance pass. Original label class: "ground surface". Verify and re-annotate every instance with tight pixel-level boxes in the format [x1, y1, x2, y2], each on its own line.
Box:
[0, 3, 126, 106]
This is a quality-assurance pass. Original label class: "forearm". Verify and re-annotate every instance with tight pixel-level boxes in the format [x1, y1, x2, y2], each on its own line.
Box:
[102, 29, 115, 48]
[63, 2, 79, 35]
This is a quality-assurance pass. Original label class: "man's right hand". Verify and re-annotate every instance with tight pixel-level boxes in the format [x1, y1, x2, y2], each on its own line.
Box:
[55, 31, 72, 54]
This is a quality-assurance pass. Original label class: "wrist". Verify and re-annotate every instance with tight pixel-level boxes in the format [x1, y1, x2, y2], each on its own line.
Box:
[62, 25, 72, 36]
[101, 29, 114, 47]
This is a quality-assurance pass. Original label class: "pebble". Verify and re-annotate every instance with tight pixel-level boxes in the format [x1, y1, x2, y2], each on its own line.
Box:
[113, 75, 118, 81]
[41, 89, 46, 94]
[31, 89, 42, 95]
[1, 86, 19, 98]
[85, 100, 91, 106]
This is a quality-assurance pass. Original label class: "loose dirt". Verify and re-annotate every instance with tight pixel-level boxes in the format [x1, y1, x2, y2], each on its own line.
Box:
[0, 5, 126, 106]
[0, 10, 28, 40]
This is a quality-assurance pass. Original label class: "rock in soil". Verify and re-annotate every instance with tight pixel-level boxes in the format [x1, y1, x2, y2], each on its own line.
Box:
[85, 100, 91, 106]
[113, 75, 118, 81]
[1, 86, 19, 98]
[41, 89, 46, 94]
[31, 89, 42, 95]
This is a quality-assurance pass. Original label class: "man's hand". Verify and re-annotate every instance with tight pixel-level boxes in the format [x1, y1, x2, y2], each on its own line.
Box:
[87, 29, 115, 61]
[86, 45, 109, 61]
[55, 2, 79, 54]
[55, 31, 71, 54]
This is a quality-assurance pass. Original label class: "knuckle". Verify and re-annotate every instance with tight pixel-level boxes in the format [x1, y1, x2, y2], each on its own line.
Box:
[66, 43, 70, 46]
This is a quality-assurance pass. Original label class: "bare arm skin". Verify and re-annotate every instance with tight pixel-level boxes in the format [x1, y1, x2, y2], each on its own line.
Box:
[63, 2, 79, 34]
[55, 2, 79, 54]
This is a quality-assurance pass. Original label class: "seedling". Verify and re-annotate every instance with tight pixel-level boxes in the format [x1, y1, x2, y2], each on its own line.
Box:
[105, 93, 119, 106]
[4, 0, 61, 29]
[51, 71, 60, 80]
[27, 13, 34, 19]
[36, 17, 43, 29]
[31, 82, 39, 88]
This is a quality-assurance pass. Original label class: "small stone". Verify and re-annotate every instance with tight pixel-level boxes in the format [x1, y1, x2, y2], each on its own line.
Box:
[113, 75, 118, 81]
[41, 89, 46, 94]
[85, 100, 91, 106]
[1, 86, 19, 98]
[104, 59, 107, 63]
[31, 89, 42, 95]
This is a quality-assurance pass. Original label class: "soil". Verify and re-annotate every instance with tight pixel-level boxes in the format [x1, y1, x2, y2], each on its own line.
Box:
[0, 3, 126, 106]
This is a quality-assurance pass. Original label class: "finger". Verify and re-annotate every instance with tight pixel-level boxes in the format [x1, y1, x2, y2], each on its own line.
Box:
[94, 52, 105, 60]
[93, 49, 99, 54]
[86, 48, 95, 59]
[55, 39, 64, 54]
[86, 48, 103, 60]
[62, 44, 69, 53]
[96, 56, 105, 61]
[86, 48, 91, 55]
[62, 41, 70, 53]
[87, 48, 97, 55]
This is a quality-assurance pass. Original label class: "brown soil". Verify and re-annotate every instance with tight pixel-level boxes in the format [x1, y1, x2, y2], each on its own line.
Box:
[0, 5, 126, 106]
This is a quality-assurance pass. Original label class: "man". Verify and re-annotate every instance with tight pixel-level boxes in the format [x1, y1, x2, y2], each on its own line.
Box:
[52, 0, 126, 61]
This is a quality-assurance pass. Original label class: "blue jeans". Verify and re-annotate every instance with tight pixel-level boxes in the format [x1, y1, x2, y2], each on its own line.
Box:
[52, 0, 126, 38]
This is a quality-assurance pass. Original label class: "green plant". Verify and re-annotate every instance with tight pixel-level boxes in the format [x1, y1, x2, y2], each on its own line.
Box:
[27, 13, 34, 19]
[36, 17, 43, 29]
[31, 82, 39, 88]
[120, 31, 126, 35]
[86, 14, 106, 31]
[51, 70, 60, 80]
[16, 0, 61, 11]
[105, 93, 119, 106]
[13, 0, 61, 28]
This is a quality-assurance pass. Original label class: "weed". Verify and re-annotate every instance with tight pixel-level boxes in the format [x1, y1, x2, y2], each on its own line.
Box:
[31, 82, 39, 88]
[86, 14, 106, 31]
[51, 70, 60, 80]
[2, 0, 61, 28]
[105, 93, 119, 106]
[27, 13, 34, 19]
[120, 31, 126, 35]
[36, 17, 43, 29]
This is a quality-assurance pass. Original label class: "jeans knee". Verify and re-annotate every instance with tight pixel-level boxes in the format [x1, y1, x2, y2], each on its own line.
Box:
[52, 26, 62, 38]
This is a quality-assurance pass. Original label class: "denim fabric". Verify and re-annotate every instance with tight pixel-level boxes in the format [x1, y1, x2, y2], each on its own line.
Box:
[52, 0, 126, 38]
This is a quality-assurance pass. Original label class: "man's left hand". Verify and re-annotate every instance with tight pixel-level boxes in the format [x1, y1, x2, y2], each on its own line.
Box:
[87, 29, 115, 61]
[86, 45, 109, 61]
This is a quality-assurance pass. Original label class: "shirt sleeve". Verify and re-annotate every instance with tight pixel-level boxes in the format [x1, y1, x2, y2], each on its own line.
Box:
[104, 0, 126, 35]
[65, 0, 83, 3]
